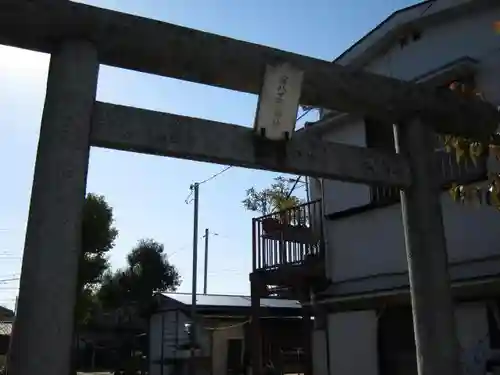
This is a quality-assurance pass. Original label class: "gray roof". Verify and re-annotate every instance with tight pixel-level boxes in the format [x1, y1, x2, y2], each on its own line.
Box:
[160, 293, 301, 310]
[0, 305, 14, 318]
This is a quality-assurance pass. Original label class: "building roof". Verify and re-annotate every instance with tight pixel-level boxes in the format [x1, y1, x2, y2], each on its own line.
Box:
[334, 0, 431, 65]
[156, 293, 301, 317]
[334, 0, 498, 68]
[314, 0, 496, 129]
[0, 305, 14, 319]
[307, 55, 479, 135]
[0, 306, 15, 322]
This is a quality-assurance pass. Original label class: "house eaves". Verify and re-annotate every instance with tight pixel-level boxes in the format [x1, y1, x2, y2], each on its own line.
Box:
[153, 292, 301, 318]
[301, 56, 479, 137]
[334, 0, 499, 69]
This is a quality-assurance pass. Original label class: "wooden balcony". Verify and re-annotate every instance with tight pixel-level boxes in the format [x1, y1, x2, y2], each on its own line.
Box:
[251, 200, 325, 295]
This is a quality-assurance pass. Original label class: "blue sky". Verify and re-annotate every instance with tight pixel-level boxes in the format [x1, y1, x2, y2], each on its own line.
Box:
[0, 0, 420, 310]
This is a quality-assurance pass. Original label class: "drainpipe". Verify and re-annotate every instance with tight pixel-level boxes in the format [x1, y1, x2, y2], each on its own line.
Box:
[319, 178, 330, 271]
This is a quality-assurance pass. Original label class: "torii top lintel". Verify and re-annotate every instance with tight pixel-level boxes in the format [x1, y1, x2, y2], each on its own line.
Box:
[1, 0, 498, 139]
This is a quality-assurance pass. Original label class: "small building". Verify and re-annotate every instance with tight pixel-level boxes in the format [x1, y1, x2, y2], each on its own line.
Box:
[75, 305, 149, 372]
[0, 306, 14, 367]
[149, 292, 307, 375]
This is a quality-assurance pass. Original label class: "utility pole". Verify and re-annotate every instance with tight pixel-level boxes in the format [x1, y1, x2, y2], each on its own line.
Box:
[305, 177, 311, 202]
[203, 228, 209, 295]
[189, 183, 199, 375]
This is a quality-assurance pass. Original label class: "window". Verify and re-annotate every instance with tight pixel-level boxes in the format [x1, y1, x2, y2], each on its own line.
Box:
[365, 117, 400, 205]
[365, 117, 396, 153]
[398, 29, 422, 49]
[399, 36, 409, 49]
[184, 322, 193, 336]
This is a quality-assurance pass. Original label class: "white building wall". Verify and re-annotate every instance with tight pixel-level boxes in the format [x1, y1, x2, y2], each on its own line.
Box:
[318, 4, 500, 375]
[328, 192, 500, 282]
[316, 5, 500, 215]
[314, 118, 371, 214]
[316, 4, 500, 286]
[327, 310, 378, 375]
[149, 313, 163, 375]
[149, 310, 210, 375]
[326, 303, 490, 375]
[211, 322, 244, 375]
[366, 7, 500, 83]
[456, 303, 490, 375]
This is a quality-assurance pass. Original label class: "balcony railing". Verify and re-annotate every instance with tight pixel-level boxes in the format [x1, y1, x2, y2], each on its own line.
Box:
[252, 200, 324, 272]
[370, 151, 487, 206]
[438, 151, 487, 187]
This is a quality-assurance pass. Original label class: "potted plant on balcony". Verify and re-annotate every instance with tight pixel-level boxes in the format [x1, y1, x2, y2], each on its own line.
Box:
[242, 176, 302, 235]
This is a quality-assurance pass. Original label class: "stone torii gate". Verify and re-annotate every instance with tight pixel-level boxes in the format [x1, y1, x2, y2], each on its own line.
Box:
[1, 2, 499, 375]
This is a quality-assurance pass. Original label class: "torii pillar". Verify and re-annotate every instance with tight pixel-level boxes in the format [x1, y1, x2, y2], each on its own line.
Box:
[396, 119, 461, 375]
[7, 40, 99, 375]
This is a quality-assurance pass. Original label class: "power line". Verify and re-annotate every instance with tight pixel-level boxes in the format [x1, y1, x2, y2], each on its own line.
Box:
[0, 277, 20, 283]
[209, 231, 231, 241]
[286, 176, 302, 199]
[199, 166, 232, 185]
[207, 269, 246, 276]
[279, 108, 315, 200]
[185, 107, 316, 201]
[184, 189, 195, 204]
[185, 166, 232, 204]
[167, 234, 206, 259]
[0, 276, 20, 281]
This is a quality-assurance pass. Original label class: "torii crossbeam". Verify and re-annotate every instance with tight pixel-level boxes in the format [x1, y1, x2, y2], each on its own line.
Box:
[0, 0, 498, 137]
[1, 1, 499, 375]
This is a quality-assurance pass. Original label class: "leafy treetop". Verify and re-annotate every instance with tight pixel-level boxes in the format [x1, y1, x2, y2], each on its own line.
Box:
[242, 176, 303, 216]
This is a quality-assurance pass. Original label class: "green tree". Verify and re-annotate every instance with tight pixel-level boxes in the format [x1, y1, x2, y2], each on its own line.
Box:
[93, 271, 126, 314]
[75, 193, 118, 325]
[98, 239, 181, 310]
[242, 176, 303, 216]
[92, 240, 180, 373]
